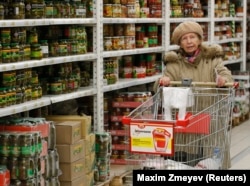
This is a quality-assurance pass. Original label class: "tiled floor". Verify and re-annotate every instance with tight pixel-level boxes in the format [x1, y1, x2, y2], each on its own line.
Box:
[230, 119, 250, 169]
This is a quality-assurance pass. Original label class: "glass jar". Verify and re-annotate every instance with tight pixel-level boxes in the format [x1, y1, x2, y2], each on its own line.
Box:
[9, 133, 20, 157]
[19, 133, 35, 157]
[53, 1, 62, 18]
[18, 157, 34, 180]
[37, 84, 42, 98]
[23, 44, 31, 61]
[30, 44, 42, 60]
[15, 86, 23, 104]
[0, 4, 4, 20]
[27, 28, 38, 44]
[0, 133, 9, 156]
[8, 0, 25, 19]
[58, 39, 68, 56]
[49, 77, 62, 95]
[45, 1, 54, 18]
[9, 157, 19, 180]
[1, 28, 11, 44]
[25, 0, 45, 19]
[49, 40, 58, 57]
[2, 44, 11, 63]
[25, 85, 32, 101]
[40, 40, 48, 58]
[0, 42, 2, 63]
[61, 0, 71, 18]
[11, 42, 20, 62]
[31, 85, 38, 100]
[0, 88, 7, 108]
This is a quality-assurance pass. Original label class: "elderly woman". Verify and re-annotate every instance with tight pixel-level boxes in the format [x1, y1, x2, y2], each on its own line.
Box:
[154, 21, 234, 169]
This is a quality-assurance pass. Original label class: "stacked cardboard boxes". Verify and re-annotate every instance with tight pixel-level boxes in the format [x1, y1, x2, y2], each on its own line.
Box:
[46, 115, 95, 186]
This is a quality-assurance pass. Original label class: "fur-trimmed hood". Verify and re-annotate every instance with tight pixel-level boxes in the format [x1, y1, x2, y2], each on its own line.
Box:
[164, 44, 224, 64]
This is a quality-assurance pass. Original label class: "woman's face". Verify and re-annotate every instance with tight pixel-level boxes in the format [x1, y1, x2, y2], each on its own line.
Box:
[179, 33, 202, 54]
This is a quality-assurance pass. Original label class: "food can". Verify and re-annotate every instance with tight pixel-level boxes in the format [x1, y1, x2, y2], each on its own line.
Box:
[127, 4, 136, 18]
[124, 23, 135, 36]
[113, 24, 124, 36]
[111, 36, 120, 50]
[148, 36, 158, 47]
[121, 5, 127, 17]
[103, 24, 114, 37]
[127, 0, 135, 4]
[104, 37, 113, 51]
[124, 36, 135, 49]
[111, 0, 121, 3]
[103, 4, 112, 17]
[112, 4, 121, 18]
[119, 36, 125, 50]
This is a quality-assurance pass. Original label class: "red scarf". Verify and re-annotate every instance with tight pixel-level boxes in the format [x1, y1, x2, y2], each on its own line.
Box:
[186, 48, 200, 63]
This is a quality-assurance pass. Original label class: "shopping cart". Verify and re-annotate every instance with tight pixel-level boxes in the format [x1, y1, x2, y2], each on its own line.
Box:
[122, 81, 237, 172]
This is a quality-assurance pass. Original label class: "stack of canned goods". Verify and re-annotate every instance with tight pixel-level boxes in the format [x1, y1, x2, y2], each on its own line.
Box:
[104, 23, 136, 51]
[0, 0, 93, 20]
[103, 0, 162, 18]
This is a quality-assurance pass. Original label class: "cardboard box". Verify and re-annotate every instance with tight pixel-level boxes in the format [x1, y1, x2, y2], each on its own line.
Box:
[56, 139, 85, 163]
[85, 133, 96, 156]
[85, 151, 95, 174]
[85, 171, 94, 186]
[54, 121, 81, 144]
[59, 158, 85, 181]
[60, 174, 86, 186]
[46, 115, 92, 138]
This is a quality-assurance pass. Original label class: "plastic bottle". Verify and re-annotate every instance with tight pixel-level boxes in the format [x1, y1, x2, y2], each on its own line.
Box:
[212, 147, 222, 169]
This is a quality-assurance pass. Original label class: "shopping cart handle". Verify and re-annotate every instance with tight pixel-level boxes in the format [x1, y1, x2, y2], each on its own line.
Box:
[166, 81, 239, 88]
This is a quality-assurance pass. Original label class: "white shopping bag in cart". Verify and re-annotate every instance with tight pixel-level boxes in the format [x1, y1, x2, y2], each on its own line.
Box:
[162, 87, 194, 120]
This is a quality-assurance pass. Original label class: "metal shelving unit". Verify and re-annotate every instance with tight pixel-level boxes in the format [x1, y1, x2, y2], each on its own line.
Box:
[0, 0, 247, 134]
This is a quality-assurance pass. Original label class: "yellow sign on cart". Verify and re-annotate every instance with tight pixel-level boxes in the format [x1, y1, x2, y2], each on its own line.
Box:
[129, 121, 174, 156]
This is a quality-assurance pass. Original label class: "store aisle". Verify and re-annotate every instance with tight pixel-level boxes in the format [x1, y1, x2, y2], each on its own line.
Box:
[230, 119, 250, 169]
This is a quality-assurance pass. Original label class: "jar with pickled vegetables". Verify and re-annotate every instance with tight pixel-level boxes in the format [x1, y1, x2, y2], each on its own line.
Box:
[25, 0, 45, 19]
[61, 0, 71, 18]
[49, 77, 63, 95]
[0, 42, 2, 64]
[1, 28, 11, 44]
[23, 44, 31, 60]
[53, 1, 62, 18]
[2, 43, 11, 63]
[45, 1, 54, 18]
[31, 44, 42, 60]
[8, 0, 25, 19]
[0, 4, 4, 20]
[11, 43, 20, 62]
[40, 40, 48, 58]
[0, 88, 7, 108]
[27, 28, 38, 44]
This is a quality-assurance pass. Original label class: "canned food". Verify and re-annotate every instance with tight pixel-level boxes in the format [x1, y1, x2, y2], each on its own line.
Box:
[124, 36, 135, 49]
[127, 4, 136, 18]
[104, 37, 113, 51]
[103, 4, 112, 17]
[112, 36, 120, 50]
[124, 24, 135, 36]
[112, 4, 121, 18]
[121, 5, 127, 17]
[119, 36, 125, 50]
[113, 24, 124, 36]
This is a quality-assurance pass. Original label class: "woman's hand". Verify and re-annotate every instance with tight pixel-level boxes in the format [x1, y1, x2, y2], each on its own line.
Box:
[216, 75, 227, 87]
[159, 76, 171, 86]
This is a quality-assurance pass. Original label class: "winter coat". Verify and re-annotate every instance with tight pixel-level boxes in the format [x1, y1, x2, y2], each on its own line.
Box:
[153, 43, 234, 92]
